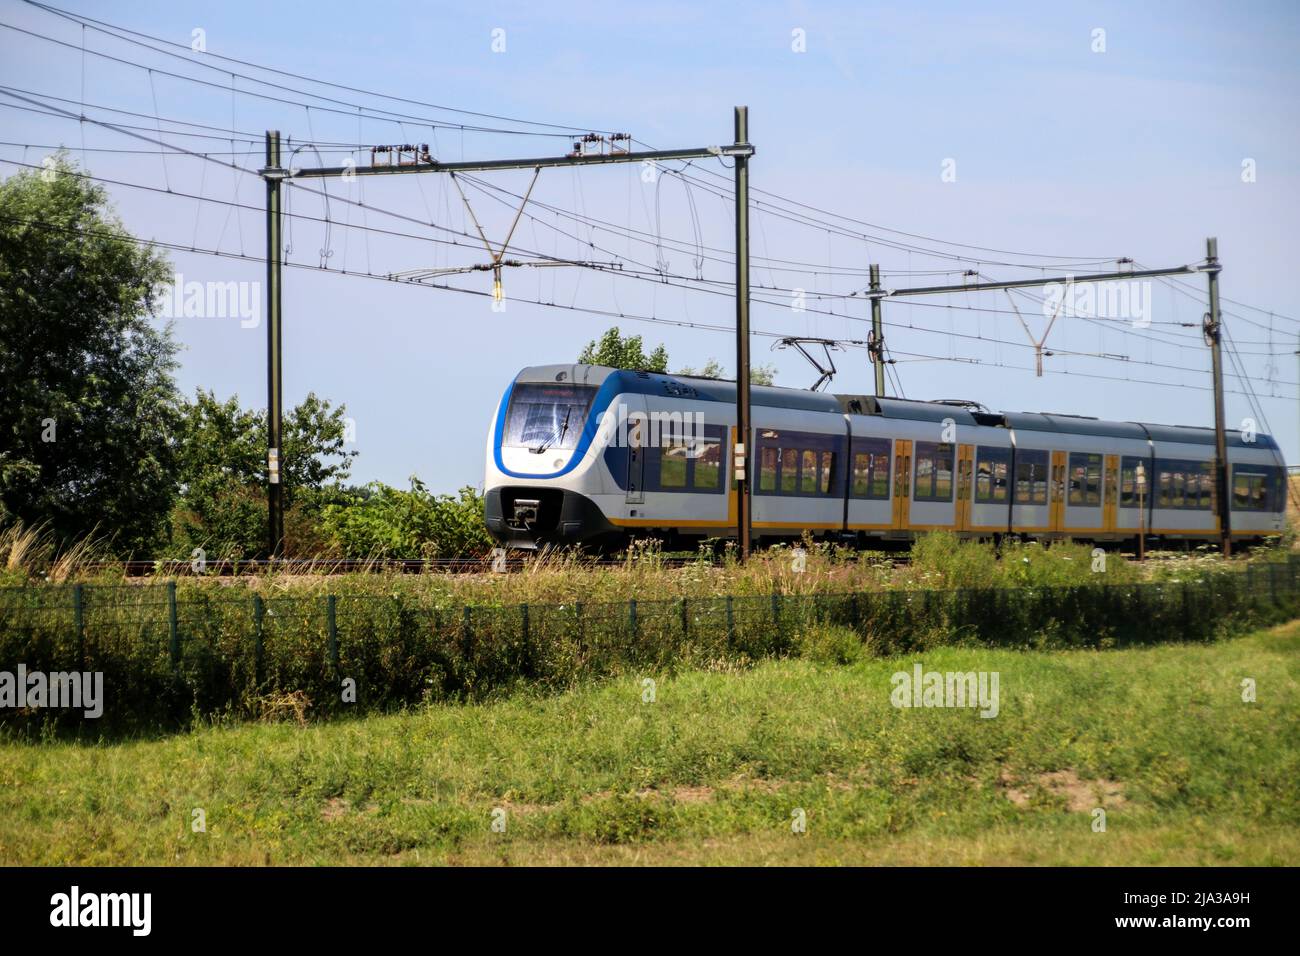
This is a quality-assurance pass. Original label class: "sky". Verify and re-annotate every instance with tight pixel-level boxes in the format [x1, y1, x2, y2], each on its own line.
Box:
[2, 0, 1298, 493]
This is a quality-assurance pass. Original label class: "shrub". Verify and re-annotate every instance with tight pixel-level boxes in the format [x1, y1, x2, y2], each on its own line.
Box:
[909, 532, 999, 589]
[796, 623, 866, 665]
[319, 480, 492, 558]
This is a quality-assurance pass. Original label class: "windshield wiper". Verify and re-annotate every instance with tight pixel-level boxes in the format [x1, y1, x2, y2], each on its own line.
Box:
[531, 408, 572, 454]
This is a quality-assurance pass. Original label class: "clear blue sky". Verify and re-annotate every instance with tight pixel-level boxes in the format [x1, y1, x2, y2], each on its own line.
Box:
[3, 0, 1297, 492]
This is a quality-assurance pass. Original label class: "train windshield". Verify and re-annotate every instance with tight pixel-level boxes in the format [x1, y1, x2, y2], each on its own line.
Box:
[504, 382, 597, 452]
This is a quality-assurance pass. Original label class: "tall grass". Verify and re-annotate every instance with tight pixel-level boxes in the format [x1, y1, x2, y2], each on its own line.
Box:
[0, 520, 109, 584]
[2, 546, 1296, 735]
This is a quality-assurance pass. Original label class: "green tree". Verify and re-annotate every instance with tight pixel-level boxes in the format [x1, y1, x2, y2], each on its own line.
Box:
[676, 359, 777, 385]
[171, 389, 357, 557]
[578, 327, 668, 371]
[0, 154, 180, 554]
[319, 479, 492, 558]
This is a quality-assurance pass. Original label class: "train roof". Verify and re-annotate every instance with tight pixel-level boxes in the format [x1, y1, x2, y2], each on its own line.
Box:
[1002, 411, 1148, 441]
[513, 365, 1277, 449]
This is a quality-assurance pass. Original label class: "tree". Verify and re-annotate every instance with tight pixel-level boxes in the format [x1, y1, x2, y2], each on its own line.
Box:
[578, 327, 668, 371]
[0, 154, 180, 554]
[676, 359, 777, 385]
[171, 389, 357, 557]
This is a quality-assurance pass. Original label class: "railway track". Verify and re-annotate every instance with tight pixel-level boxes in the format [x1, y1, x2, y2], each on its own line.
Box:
[82, 539, 1238, 578]
[74, 541, 1224, 578]
[82, 554, 717, 577]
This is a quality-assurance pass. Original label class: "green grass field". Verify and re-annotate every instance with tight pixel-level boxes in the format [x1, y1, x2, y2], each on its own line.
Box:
[2, 620, 1297, 866]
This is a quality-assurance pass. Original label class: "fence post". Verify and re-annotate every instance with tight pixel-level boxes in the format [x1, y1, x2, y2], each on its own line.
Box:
[1181, 581, 1191, 636]
[521, 603, 530, 658]
[628, 600, 638, 643]
[680, 597, 688, 643]
[1269, 563, 1279, 606]
[574, 601, 584, 658]
[167, 580, 180, 670]
[252, 594, 265, 687]
[726, 595, 735, 649]
[326, 594, 339, 676]
[461, 605, 474, 666]
[73, 583, 85, 669]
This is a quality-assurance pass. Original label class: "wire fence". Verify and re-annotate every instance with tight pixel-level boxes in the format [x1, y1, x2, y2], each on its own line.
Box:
[2, 556, 1298, 731]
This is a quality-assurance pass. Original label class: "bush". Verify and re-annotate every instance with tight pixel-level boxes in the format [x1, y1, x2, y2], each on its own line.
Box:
[319, 480, 492, 558]
[909, 532, 999, 589]
[796, 623, 866, 665]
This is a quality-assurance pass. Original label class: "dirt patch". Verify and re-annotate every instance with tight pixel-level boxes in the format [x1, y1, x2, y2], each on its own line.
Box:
[320, 797, 380, 821]
[719, 776, 786, 795]
[584, 785, 717, 805]
[1000, 768, 1127, 812]
[663, 785, 715, 804]
[321, 797, 349, 822]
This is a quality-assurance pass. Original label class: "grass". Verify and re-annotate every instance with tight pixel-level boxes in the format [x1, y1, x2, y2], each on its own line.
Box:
[3, 515, 1291, 603]
[1, 619, 1297, 866]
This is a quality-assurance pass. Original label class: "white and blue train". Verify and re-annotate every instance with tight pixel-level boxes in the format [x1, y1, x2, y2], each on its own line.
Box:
[484, 363, 1287, 550]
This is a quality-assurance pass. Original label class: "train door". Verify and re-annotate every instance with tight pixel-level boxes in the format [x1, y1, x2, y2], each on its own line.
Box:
[1049, 450, 1067, 534]
[624, 396, 646, 506]
[892, 438, 912, 530]
[954, 443, 975, 532]
[1102, 454, 1119, 533]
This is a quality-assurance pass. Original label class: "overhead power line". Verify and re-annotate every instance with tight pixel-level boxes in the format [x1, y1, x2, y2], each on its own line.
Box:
[3, 208, 1292, 405]
[24, 0, 617, 136]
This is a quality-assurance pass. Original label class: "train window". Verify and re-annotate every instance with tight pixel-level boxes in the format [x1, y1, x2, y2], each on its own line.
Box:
[800, 450, 818, 494]
[693, 441, 722, 490]
[871, 452, 890, 496]
[1231, 465, 1278, 512]
[503, 383, 596, 450]
[819, 451, 834, 494]
[660, 445, 688, 488]
[1233, 471, 1265, 510]
[1152, 458, 1215, 510]
[1067, 453, 1102, 506]
[1193, 461, 1214, 510]
[1120, 456, 1145, 507]
[1186, 466, 1200, 509]
[759, 447, 777, 493]
[1170, 467, 1186, 507]
[974, 447, 1010, 503]
[658, 446, 687, 488]
[755, 431, 846, 497]
[913, 442, 954, 502]
[1014, 450, 1049, 505]
[849, 439, 890, 500]
[780, 449, 798, 493]
[852, 453, 870, 496]
[642, 424, 726, 494]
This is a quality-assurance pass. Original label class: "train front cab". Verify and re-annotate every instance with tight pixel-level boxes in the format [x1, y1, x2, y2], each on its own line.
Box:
[484, 363, 620, 548]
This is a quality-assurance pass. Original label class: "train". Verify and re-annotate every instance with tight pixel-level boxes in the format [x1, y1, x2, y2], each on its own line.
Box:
[483, 363, 1287, 550]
